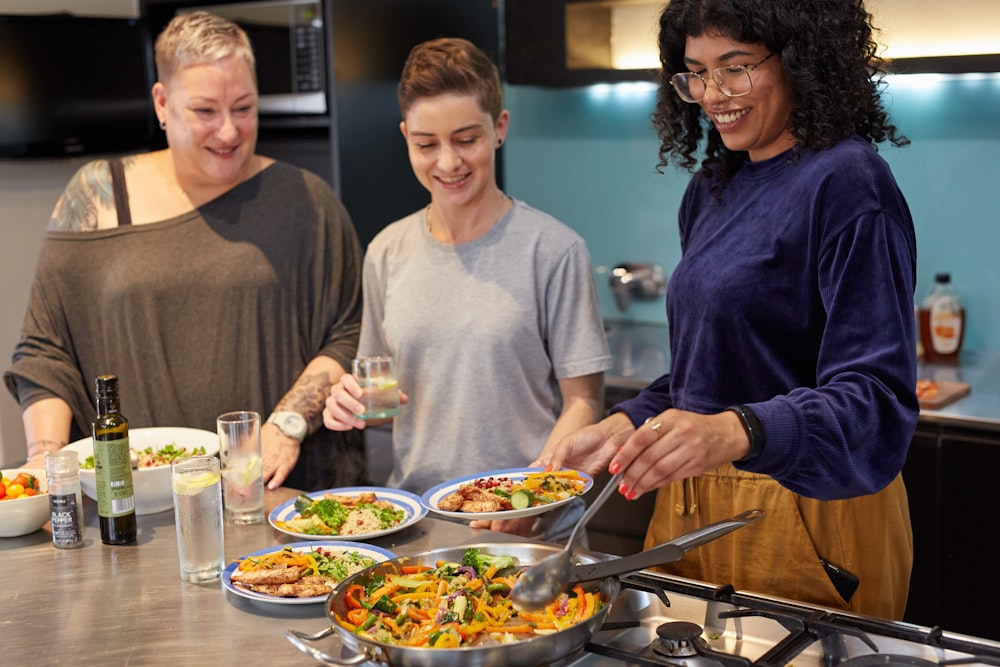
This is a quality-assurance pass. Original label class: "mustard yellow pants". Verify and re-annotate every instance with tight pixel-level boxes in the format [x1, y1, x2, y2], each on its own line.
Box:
[644, 464, 913, 620]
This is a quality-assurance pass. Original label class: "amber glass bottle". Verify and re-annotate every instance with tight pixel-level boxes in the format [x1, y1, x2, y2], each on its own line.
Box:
[92, 374, 137, 544]
[918, 273, 965, 364]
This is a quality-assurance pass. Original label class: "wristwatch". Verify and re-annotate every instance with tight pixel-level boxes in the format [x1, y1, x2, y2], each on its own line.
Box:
[266, 411, 308, 442]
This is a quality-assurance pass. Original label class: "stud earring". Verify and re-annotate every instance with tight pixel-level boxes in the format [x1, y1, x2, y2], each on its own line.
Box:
[159, 120, 166, 131]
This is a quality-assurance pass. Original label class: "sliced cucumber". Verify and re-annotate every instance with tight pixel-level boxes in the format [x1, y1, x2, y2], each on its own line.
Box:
[510, 489, 534, 510]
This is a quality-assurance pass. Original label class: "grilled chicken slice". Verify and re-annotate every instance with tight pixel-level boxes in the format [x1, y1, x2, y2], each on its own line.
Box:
[240, 582, 332, 598]
[326, 492, 378, 506]
[230, 566, 302, 586]
[438, 485, 513, 513]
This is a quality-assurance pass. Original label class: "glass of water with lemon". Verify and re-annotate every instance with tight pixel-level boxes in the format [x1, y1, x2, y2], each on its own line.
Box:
[217, 411, 265, 524]
[171, 456, 224, 583]
[353, 356, 402, 419]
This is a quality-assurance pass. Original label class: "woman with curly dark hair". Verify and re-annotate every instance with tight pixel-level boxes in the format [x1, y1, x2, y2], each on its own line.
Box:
[546, 0, 917, 618]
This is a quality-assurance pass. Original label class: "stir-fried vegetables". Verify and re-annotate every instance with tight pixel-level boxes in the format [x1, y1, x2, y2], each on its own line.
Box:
[334, 548, 604, 648]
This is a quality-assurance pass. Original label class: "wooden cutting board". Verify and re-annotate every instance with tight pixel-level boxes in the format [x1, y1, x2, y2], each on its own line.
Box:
[918, 380, 971, 409]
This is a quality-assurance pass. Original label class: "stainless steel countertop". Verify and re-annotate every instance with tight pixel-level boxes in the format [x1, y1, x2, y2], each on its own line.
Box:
[916, 349, 1000, 430]
[603, 319, 1000, 430]
[1, 489, 526, 664]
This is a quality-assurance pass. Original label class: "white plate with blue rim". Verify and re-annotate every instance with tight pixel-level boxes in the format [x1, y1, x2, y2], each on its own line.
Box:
[420, 467, 594, 521]
[268, 486, 426, 541]
[223, 541, 396, 605]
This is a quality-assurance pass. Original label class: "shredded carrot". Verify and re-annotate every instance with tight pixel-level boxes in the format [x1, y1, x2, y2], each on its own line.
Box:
[335, 550, 603, 650]
[406, 607, 428, 621]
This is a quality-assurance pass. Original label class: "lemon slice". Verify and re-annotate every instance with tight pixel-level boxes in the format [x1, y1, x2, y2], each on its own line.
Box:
[376, 379, 399, 390]
[172, 471, 220, 495]
[242, 455, 262, 486]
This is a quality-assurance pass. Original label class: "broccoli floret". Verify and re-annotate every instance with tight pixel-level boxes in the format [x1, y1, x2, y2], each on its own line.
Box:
[461, 548, 517, 576]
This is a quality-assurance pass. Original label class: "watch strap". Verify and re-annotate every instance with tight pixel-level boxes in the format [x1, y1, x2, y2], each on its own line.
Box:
[726, 405, 765, 462]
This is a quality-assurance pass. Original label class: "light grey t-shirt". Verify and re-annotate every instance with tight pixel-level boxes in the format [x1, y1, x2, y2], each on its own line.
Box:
[360, 199, 611, 494]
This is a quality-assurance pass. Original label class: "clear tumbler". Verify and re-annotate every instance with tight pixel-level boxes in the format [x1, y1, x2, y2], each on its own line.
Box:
[217, 410, 265, 524]
[171, 455, 224, 583]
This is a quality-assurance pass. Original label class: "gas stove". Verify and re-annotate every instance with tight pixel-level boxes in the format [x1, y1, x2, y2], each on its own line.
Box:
[566, 571, 1000, 667]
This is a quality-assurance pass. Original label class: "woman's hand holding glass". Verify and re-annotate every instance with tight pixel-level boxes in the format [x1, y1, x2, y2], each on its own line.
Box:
[323, 372, 408, 431]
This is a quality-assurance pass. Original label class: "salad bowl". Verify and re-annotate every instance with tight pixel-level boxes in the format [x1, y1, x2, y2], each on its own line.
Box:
[65, 426, 219, 515]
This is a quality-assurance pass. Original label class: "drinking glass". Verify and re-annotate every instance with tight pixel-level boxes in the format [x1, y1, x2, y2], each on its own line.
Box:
[217, 410, 265, 524]
[353, 356, 402, 419]
[171, 456, 224, 583]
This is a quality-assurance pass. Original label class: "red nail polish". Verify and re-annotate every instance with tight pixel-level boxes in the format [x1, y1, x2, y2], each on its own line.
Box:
[618, 481, 630, 496]
[609, 461, 620, 474]
[626, 489, 638, 501]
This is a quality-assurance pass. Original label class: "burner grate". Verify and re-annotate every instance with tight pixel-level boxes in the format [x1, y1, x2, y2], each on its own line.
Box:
[578, 572, 1000, 667]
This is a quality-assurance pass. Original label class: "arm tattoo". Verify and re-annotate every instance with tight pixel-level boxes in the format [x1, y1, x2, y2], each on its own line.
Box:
[49, 158, 129, 231]
[275, 371, 332, 432]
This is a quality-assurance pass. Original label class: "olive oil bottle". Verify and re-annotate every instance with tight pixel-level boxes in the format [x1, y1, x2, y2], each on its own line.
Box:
[92, 374, 137, 544]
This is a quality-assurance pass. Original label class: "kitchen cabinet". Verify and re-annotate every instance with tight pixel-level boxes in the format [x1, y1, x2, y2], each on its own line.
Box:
[901, 424, 942, 629]
[142, 0, 501, 249]
[505, 0, 656, 86]
[902, 421, 1000, 640]
[938, 425, 1000, 638]
[505, 0, 1000, 86]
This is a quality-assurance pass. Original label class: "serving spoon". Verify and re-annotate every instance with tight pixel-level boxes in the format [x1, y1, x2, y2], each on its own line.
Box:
[511, 470, 623, 611]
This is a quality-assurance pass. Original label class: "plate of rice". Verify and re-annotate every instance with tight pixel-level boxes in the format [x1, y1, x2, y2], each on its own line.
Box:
[268, 486, 426, 541]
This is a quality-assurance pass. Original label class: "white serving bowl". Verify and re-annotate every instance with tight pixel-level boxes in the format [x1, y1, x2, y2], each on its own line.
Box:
[65, 426, 219, 515]
[0, 468, 49, 537]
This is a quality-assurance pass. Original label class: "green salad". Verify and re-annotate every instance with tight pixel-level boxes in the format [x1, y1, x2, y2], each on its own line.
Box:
[277, 493, 406, 536]
[81, 442, 207, 469]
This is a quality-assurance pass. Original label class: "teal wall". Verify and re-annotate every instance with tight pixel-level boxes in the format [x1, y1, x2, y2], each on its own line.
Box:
[502, 74, 1000, 352]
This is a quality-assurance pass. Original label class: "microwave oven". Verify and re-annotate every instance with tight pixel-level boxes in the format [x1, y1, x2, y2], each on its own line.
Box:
[180, 0, 327, 115]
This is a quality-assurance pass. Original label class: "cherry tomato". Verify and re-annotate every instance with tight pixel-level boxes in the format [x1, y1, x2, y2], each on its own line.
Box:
[0, 483, 6, 500]
[7, 482, 24, 498]
[23, 488, 37, 497]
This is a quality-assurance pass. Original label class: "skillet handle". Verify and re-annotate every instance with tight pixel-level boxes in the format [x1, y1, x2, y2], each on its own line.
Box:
[665, 508, 765, 551]
[567, 508, 765, 583]
[285, 628, 369, 666]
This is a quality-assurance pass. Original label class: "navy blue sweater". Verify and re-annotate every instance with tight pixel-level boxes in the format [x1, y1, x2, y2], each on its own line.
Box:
[617, 136, 919, 500]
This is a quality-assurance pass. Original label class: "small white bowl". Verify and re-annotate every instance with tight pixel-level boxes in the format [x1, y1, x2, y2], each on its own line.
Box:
[65, 426, 219, 515]
[0, 468, 49, 538]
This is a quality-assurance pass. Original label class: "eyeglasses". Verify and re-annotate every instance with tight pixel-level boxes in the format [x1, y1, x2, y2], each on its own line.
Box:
[670, 52, 775, 103]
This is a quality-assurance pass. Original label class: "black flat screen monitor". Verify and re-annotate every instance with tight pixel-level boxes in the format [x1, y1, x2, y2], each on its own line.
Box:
[0, 14, 155, 157]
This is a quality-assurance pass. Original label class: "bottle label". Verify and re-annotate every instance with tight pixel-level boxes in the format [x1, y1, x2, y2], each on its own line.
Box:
[50, 491, 83, 546]
[94, 435, 136, 518]
[930, 299, 962, 355]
